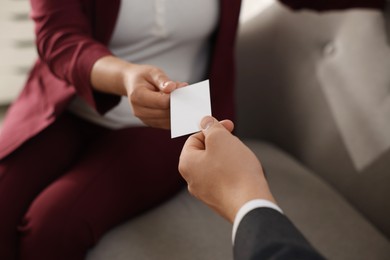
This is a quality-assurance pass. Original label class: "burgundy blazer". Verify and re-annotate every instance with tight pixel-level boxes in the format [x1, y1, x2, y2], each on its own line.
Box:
[0, 0, 242, 160]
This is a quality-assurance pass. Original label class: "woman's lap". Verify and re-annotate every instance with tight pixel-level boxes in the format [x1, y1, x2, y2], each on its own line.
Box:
[0, 112, 185, 260]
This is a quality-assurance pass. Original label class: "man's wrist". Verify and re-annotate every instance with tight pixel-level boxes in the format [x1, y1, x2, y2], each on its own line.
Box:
[232, 199, 283, 244]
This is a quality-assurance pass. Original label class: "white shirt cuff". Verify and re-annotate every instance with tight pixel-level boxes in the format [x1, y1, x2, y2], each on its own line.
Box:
[232, 199, 283, 244]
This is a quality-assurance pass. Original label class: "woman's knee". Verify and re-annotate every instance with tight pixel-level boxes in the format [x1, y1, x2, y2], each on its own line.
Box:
[18, 199, 95, 260]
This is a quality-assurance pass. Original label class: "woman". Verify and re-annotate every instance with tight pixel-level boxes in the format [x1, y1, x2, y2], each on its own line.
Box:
[0, 0, 241, 259]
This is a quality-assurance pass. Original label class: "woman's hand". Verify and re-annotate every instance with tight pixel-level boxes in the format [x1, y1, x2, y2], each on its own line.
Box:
[91, 55, 187, 129]
[123, 64, 187, 129]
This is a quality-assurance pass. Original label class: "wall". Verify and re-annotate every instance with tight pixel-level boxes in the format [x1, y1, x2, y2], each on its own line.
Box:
[0, 0, 36, 105]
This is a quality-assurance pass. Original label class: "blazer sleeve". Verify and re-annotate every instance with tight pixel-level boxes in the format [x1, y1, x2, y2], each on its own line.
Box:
[29, 0, 118, 111]
[279, 0, 385, 11]
[233, 208, 325, 260]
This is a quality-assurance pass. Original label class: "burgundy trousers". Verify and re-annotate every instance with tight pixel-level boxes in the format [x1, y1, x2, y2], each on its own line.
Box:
[0, 112, 185, 260]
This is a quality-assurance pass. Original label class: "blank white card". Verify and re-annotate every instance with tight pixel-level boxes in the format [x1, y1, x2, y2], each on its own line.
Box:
[170, 80, 212, 138]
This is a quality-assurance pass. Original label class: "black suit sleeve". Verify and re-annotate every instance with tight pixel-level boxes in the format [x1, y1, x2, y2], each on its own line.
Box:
[233, 208, 325, 260]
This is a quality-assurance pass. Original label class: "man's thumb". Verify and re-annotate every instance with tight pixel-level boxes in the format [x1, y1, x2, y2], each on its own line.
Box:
[200, 116, 235, 133]
[200, 116, 225, 134]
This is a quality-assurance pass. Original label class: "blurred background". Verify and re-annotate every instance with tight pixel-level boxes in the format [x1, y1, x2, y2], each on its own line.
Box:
[1, 0, 35, 106]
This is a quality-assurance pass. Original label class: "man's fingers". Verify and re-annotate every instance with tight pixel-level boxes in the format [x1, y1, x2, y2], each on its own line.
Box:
[183, 132, 206, 151]
[220, 120, 234, 133]
[179, 132, 205, 180]
[200, 116, 233, 134]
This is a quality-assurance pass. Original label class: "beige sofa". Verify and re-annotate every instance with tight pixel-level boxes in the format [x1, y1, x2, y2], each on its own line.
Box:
[88, 2, 390, 259]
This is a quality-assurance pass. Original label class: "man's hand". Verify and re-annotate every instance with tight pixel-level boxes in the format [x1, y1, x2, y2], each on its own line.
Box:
[179, 116, 276, 223]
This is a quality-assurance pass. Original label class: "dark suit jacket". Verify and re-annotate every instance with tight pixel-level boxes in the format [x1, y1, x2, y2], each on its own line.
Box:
[0, 0, 241, 160]
[234, 208, 325, 260]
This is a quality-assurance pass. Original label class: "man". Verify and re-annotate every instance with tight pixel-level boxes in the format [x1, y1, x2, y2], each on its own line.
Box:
[178, 116, 324, 259]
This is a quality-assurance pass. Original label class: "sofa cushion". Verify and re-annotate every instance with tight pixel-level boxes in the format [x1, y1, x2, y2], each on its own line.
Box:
[246, 140, 390, 260]
[87, 141, 390, 260]
[87, 188, 233, 260]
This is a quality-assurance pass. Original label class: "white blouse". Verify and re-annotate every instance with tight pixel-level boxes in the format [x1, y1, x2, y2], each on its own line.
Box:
[68, 0, 219, 129]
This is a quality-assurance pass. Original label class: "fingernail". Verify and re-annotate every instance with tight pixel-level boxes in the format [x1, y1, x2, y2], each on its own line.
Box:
[200, 116, 214, 130]
[162, 81, 172, 89]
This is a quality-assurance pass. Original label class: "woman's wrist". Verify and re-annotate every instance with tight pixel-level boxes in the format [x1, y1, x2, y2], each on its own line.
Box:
[90, 55, 131, 97]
